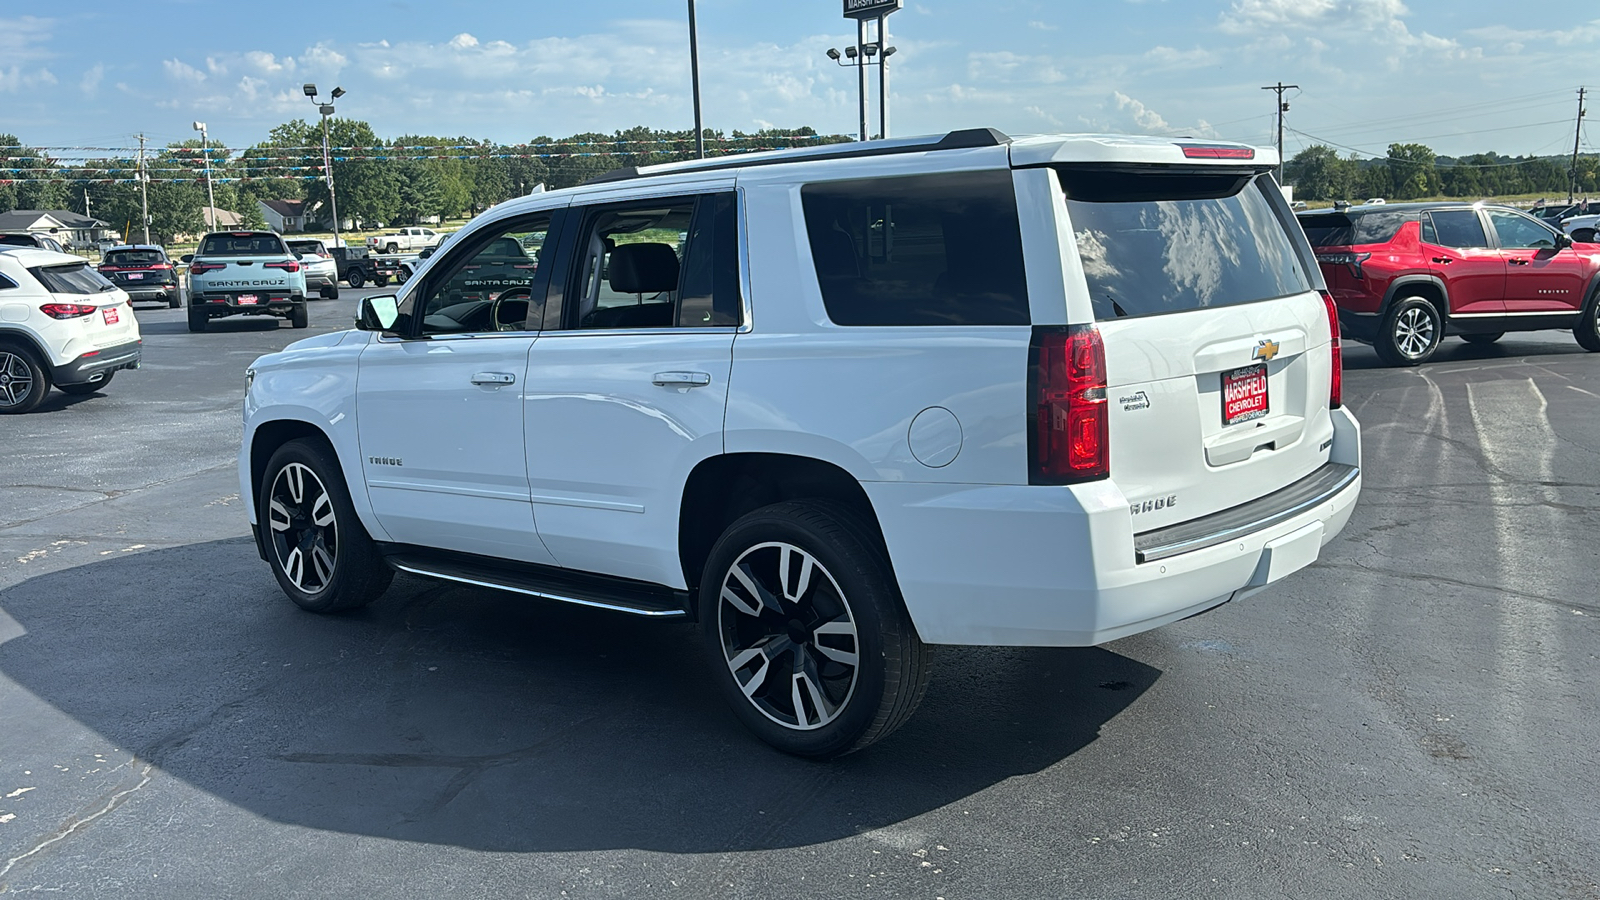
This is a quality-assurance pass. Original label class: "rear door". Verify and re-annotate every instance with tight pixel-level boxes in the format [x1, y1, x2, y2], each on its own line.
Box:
[1421, 209, 1504, 315]
[29, 261, 139, 349]
[1055, 166, 1333, 531]
[1485, 208, 1587, 313]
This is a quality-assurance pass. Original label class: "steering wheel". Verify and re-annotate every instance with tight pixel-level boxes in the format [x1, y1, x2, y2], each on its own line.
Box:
[489, 287, 534, 331]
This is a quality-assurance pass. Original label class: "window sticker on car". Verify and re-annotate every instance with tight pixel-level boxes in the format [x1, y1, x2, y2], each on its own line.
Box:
[102, 306, 119, 325]
[1222, 363, 1269, 425]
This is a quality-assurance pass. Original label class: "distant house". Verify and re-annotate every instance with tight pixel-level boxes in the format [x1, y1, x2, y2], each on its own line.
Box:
[259, 199, 310, 234]
[0, 209, 117, 249]
[200, 207, 244, 229]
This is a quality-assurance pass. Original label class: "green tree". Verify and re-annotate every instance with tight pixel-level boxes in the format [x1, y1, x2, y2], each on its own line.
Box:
[1285, 145, 1360, 201]
[1386, 143, 1440, 200]
[0, 134, 69, 211]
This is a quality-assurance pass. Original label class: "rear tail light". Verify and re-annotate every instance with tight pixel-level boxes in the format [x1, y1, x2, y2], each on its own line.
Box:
[1314, 251, 1371, 279]
[1321, 290, 1342, 409]
[40, 303, 98, 319]
[150, 263, 173, 270]
[1030, 325, 1110, 484]
[188, 262, 226, 275]
[264, 260, 301, 273]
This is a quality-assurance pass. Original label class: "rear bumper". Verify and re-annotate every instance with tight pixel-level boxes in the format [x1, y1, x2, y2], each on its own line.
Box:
[52, 339, 142, 385]
[193, 292, 305, 314]
[866, 406, 1362, 647]
[1338, 309, 1380, 343]
[119, 283, 177, 301]
[305, 273, 335, 290]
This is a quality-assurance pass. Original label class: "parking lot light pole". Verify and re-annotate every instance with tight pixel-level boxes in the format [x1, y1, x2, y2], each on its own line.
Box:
[192, 121, 215, 232]
[304, 84, 346, 248]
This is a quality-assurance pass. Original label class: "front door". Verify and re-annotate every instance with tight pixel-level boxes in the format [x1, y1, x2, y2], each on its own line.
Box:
[1421, 208, 1504, 316]
[355, 209, 561, 564]
[524, 191, 742, 587]
[1485, 208, 1589, 314]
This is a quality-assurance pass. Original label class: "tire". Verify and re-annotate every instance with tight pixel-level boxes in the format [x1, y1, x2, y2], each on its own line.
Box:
[385, 243, 399, 255]
[373, 274, 390, 288]
[59, 372, 113, 395]
[346, 268, 365, 289]
[290, 302, 309, 329]
[322, 284, 339, 300]
[167, 291, 182, 309]
[1461, 332, 1503, 346]
[259, 438, 393, 613]
[188, 305, 208, 332]
[698, 500, 929, 758]
[0, 340, 51, 414]
[1374, 295, 1443, 366]
[1577, 288, 1600, 352]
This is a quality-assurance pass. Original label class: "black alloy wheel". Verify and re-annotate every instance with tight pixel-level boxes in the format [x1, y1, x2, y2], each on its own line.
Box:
[0, 342, 49, 414]
[260, 439, 391, 613]
[1578, 289, 1600, 352]
[346, 268, 365, 289]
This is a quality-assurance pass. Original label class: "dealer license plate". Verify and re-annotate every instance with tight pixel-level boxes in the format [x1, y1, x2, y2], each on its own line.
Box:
[102, 306, 119, 325]
[127, 272, 144, 280]
[238, 294, 259, 305]
[1222, 363, 1269, 426]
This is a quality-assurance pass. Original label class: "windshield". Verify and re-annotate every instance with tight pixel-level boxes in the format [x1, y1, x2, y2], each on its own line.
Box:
[31, 263, 116, 294]
[104, 250, 166, 267]
[199, 234, 286, 256]
[1059, 168, 1311, 320]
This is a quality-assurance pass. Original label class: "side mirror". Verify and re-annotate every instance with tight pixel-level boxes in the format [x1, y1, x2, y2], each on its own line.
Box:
[180, 254, 194, 263]
[1556, 232, 1574, 250]
[356, 294, 400, 332]
[418, 247, 435, 259]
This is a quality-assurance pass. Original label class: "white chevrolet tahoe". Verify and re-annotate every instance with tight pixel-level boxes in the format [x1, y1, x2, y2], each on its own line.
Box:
[240, 130, 1361, 757]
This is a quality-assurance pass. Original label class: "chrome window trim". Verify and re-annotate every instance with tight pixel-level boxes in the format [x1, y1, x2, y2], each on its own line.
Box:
[737, 185, 754, 333]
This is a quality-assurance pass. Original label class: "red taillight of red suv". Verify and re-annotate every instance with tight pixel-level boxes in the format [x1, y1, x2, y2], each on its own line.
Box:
[1321, 290, 1342, 409]
[40, 303, 98, 319]
[1030, 325, 1110, 484]
[264, 260, 301, 273]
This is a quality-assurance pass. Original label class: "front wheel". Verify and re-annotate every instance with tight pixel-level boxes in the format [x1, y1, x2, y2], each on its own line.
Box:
[259, 439, 392, 613]
[59, 372, 113, 395]
[1375, 296, 1442, 366]
[699, 501, 929, 758]
[1461, 332, 1503, 346]
[0, 341, 50, 414]
[346, 268, 365, 289]
[1577, 289, 1600, 352]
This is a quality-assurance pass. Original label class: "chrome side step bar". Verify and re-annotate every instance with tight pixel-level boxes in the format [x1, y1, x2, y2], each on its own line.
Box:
[1134, 462, 1359, 564]
[383, 548, 690, 619]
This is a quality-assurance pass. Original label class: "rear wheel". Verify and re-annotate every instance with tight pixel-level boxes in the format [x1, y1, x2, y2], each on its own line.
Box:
[1461, 332, 1503, 346]
[1577, 289, 1600, 352]
[320, 284, 339, 300]
[187, 305, 208, 332]
[0, 341, 50, 414]
[167, 291, 181, 309]
[346, 268, 365, 289]
[290, 302, 309, 329]
[1375, 296, 1442, 366]
[385, 243, 399, 254]
[260, 439, 392, 613]
[59, 372, 113, 395]
[374, 274, 390, 288]
[699, 500, 929, 758]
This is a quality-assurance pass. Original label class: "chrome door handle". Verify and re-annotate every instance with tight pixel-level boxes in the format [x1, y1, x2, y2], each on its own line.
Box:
[652, 371, 711, 387]
[471, 372, 516, 385]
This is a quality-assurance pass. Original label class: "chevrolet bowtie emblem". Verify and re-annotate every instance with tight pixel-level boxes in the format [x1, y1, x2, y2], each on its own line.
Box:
[1253, 339, 1281, 362]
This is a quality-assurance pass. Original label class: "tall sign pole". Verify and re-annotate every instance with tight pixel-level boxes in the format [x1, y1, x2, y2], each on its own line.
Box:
[843, 0, 901, 141]
[688, 0, 705, 159]
[137, 133, 150, 245]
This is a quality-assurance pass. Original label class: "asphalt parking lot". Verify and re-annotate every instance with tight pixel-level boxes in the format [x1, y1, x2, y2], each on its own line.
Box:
[1, 297, 1597, 899]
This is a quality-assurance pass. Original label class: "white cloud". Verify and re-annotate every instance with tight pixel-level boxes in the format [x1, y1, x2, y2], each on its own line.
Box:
[163, 59, 207, 84]
[1028, 21, 1058, 31]
[0, 65, 57, 93]
[448, 33, 479, 50]
[80, 63, 103, 94]
[1114, 91, 1170, 131]
[0, 16, 53, 61]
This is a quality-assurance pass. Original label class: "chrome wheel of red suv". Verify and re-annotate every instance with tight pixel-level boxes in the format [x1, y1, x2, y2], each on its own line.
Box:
[1376, 296, 1442, 366]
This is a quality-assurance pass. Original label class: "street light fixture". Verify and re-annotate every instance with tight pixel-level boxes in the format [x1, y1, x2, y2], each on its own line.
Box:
[192, 121, 216, 232]
[304, 84, 345, 249]
[827, 40, 897, 141]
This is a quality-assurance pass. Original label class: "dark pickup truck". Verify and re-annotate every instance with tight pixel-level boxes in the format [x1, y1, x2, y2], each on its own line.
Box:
[328, 246, 393, 289]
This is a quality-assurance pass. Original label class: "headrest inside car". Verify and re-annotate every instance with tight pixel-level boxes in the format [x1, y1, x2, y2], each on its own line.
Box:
[608, 242, 679, 294]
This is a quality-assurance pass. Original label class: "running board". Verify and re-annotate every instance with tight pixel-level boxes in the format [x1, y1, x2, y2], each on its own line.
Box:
[380, 546, 691, 619]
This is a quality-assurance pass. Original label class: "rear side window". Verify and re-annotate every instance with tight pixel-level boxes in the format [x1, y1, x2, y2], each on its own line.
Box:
[30, 263, 115, 294]
[104, 250, 165, 266]
[801, 170, 1030, 326]
[0, 272, 16, 290]
[1422, 210, 1489, 249]
[199, 234, 286, 256]
[1297, 210, 1413, 247]
[1060, 169, 1311, 320]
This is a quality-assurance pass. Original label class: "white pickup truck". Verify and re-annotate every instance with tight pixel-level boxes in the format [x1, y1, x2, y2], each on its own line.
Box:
[365, 227, 445, 255]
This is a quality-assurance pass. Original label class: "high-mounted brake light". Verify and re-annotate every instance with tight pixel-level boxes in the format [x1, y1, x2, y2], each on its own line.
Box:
[1030, 325, 1110, 484]
[1321, 290, 1342, 409]
[1179, 144, 1257, 160]
[40, 303, 98, 319]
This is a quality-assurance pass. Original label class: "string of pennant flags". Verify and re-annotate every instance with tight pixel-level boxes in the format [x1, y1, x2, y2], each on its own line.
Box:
[13, 134, 832, 155]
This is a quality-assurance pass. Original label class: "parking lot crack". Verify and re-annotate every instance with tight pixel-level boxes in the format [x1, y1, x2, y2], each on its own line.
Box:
[0, 761, 153, 887]
[1318, 560, 1600, 616]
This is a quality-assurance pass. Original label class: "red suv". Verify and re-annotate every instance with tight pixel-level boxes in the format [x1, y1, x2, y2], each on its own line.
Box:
[1298, 202, 1600, 365]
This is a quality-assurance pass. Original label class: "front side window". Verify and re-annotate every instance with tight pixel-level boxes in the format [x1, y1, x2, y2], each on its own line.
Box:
[1062, 169, 1311, 320]
[416, 213, 553, 335]
[801, 170, 1029, 326]
[30, 263, 115, 294]
[1486, 209, 1559, 250]
[1422, 210, 1489, 248]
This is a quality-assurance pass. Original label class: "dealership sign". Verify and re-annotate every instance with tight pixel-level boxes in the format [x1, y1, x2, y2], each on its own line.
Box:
[843, 0, 902, 19]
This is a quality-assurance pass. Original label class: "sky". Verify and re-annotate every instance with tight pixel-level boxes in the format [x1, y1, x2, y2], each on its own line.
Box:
[2, 0, 1597, 161]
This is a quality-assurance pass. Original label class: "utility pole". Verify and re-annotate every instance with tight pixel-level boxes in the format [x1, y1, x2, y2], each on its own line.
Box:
[137, 133, 150, 245]
[877, 15, 890, 139]
[688, 0, 705, 159]
[1261, 81, 1298, 183]
[1570, 87, 1587, 204]
[856, 19, 869, 141]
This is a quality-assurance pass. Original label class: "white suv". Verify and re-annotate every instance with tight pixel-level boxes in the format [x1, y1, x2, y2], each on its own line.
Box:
[240, 130, 1361, 756]
[0, 248, 142, 413]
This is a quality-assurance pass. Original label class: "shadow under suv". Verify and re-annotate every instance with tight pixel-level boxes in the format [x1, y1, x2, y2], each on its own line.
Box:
[1298, 202, 1600, 365]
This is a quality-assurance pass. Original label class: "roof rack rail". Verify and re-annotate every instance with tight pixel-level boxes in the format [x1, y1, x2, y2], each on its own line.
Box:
[582, 127, 1012, 186]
